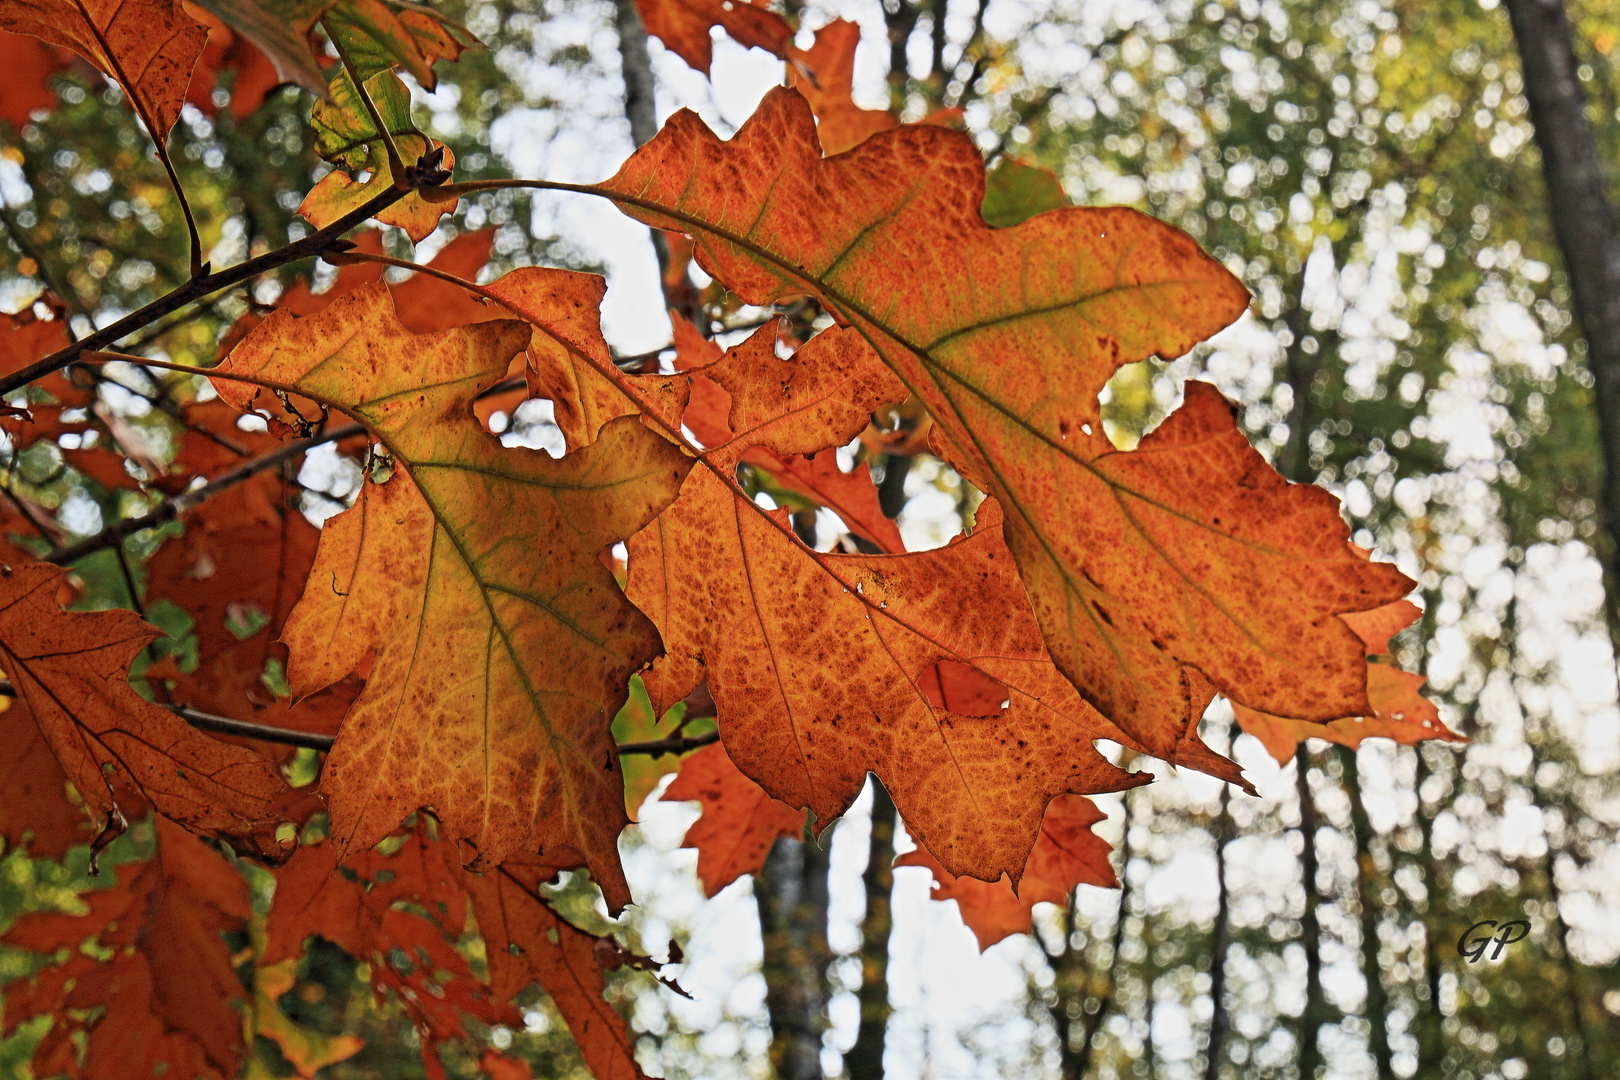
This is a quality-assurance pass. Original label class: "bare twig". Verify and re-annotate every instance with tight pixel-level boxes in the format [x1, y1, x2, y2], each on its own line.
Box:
[0, 678, 338, 751]
[614, 730, 719, 758]
[0, 175, 433, 398]
[44, 421, 366, 564]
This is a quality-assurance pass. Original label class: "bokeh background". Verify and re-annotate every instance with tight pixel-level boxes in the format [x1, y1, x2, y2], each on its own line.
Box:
[2, 0, 1619, 1078]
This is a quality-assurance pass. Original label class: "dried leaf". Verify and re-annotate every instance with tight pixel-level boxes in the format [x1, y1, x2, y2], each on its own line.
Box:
[1, 0, 208, 141]
[218, 283, 691, 906]
[784, 20, 896, 155]
[3, 817, 253, 1079]
[0, 29, 73, 128]
[661, 742, 806, 897]
[632, 0, 792, 75]
[458, 855, 646, 1080]
[602, 88, 1413, 763]
[897, 794, 1116, 950]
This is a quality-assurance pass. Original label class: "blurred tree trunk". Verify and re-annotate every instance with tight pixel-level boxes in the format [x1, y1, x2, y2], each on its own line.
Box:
[758, 834, 832, 1080]
[1067, 787, 1136, 1079]
[612, 0, 671, 280]
[1295, 747, 1328, 1080]
[1338, 747, 1394, 1080]
[1203, 785, 1233, 1080]
[1411, 748, 1447, 1074]
[1504, 0, 1620, 633]
[845, 782, 896, 1080]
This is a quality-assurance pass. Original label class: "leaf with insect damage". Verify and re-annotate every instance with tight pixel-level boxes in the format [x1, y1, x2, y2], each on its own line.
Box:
[2, 817, 253, 1080]
[599, 88, 1414, 767]
[216, 283, 692, 908]
[618, 325, 1147, 884]
[302, 65, 452, 241]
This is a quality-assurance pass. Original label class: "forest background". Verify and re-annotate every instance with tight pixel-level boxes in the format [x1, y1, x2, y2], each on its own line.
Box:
[1, 0, 1619, 1079]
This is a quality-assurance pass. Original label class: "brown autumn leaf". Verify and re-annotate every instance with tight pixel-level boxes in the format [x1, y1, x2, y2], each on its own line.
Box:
[740, 446, 904, 554]
[217, 282, 692, 907]
[143, 470, 355, 759]
[785, 19, 896, 155]
[1, 0, 207, 143]
[661, 742, 806, 898]
[0, 692, 94, 859]
[896, 793, 1116, 951]
[183, 2, 282, 117]
[2, 817, 252, 1080]
[458, 853, 647, 1080]
[600, 86, 1413, 764]
[1230, 596, 1464, 764]
[633, 0, 793, 75]
[481, 268, 644, 451]
[614, 324, 1149, 882]
[0, 562, 291, 848]
[265, 826, 518, 1063]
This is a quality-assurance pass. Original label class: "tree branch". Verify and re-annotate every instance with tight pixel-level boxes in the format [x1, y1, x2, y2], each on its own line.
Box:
[614, 729, 719, 758]
[43, 420, 366, 564]
[0, 174, 434, 398]
[0, 678, 338, 751]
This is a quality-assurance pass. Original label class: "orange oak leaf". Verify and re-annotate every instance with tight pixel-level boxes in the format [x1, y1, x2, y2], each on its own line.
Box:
[739, 446, 904, 554]
[614, 325, 1147, 881]
[2, 308, 94, 451]
[143, 471, 354, 760]
[183, 3, 282, 117]
[0, 562, 291, 847]
[633, 0, 793, 75]
[265, 827, 518, 1073]
[458, 853, 646, 1080]
[785, 20, 896, 155]
[2, 817, 253, 1080]
[481, 268, 642, 451]
[0, 0, 207, 143]
[217, 283, 692, 907]
[601, 87, 1413, 765]
[1230, 597, 1463, 764]
[661, 742, 806, 898]
[1340, 596, 1423, 657]
[897, 793, 1116, 950]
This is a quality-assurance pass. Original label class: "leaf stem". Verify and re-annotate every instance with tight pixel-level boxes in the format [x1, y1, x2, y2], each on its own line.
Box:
[322, 19, 410, 189]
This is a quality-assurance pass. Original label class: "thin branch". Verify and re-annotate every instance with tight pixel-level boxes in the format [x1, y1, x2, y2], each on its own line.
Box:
[43, 419, 366, 564]
[0, 678, 337, 751]
[615, 729, 719, 758]
[0, 175, 433, 398]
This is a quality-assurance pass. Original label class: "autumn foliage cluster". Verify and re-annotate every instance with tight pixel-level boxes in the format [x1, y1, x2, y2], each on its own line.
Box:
[0, 0, 1464, 1076]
